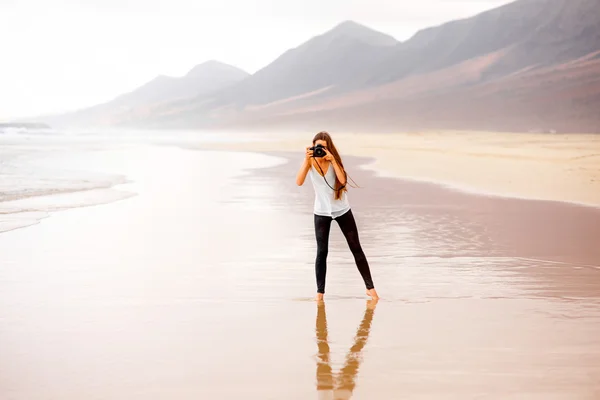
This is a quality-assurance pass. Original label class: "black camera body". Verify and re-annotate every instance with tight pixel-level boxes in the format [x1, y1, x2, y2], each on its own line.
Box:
[310, 144, 326, 158]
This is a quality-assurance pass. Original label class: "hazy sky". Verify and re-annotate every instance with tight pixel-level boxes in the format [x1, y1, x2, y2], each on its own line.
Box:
[0, 0, 513, 119]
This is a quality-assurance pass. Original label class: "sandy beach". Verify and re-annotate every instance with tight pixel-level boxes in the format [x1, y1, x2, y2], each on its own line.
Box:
[1, 130, 599, 399]
[196, 130, 600, 207]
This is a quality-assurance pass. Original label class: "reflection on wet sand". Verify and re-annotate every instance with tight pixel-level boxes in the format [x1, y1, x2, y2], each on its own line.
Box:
[2, 145, 599, 399]
[316, 300, 378, 400]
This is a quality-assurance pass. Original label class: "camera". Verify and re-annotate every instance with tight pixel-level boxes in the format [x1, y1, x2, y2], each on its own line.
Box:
[310, 144, 326, 158]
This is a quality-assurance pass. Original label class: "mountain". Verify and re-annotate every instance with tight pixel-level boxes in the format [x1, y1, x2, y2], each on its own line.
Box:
[44, 0, 600, 133]
[212, 0, 600, 133]
[110, 20, 399, 128]
[110, 60, 249, 109]
[362, 0, 600, 85]
[45, 61, 249, 127]
[226, 20, 397, 106]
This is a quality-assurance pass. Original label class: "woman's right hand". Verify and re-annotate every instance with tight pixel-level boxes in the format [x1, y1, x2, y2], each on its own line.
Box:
[297, 146, 314, 185]
[305, 146, 313, 160]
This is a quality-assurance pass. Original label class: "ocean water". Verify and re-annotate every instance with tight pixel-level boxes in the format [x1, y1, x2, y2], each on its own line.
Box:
[0, 129, 265, 232]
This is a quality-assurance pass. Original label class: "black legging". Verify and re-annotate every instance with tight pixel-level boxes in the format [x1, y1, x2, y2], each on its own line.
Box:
[314, 209, 374, 293]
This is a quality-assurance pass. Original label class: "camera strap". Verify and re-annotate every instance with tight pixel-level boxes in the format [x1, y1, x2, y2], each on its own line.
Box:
[314, 160, 347, 192]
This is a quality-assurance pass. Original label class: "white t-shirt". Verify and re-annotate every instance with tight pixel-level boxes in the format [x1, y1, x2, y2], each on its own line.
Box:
[309, 161, 350, 218]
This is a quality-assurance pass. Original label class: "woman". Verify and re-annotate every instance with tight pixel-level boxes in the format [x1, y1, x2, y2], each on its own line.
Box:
[296, 131, 379, 301]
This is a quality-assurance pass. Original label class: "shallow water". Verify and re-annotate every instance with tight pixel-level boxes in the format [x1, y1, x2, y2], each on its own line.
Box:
[0, 130, 265, 232]
[0, 138, 599, 399]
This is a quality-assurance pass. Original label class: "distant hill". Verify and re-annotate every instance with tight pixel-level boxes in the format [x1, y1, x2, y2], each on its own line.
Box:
[110, 60, 249, 109]
[39, 0, 600, 133]
[0, 122, 50, 130]
[45, 61, 249, 127]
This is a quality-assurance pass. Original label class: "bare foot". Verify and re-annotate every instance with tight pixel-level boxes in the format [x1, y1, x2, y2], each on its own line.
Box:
[315, 293, 324, 302]
[366, 288, 380, 300]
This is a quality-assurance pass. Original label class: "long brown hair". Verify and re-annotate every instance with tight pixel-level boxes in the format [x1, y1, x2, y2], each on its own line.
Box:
[312, 131, 349, 200]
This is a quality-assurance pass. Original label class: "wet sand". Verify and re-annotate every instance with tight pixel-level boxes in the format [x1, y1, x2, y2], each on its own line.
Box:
[198, 130, 600, 207]
[1, 144, 600, 399]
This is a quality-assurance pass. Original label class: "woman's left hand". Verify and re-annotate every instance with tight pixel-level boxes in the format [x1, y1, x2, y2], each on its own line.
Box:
[323, 149, 334, 162]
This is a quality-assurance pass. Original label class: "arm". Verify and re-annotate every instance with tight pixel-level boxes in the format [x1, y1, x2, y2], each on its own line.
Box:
[296, 146, 313, 186]
[330, 159, 347, 186]
[324, 150, 347, 186]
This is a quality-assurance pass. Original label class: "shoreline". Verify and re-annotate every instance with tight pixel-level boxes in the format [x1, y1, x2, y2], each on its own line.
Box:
[0, 186, 136, 234]
[0, 143, 283, 235]
[250, 149, 600, 267]
[187, 130, 600, 209]
[2, 129, 599, 236]
[359, 156, 600, 210]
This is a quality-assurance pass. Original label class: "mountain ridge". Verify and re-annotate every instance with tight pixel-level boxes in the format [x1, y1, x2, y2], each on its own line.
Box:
[38, 0, 600, 133]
